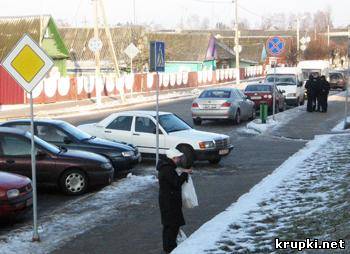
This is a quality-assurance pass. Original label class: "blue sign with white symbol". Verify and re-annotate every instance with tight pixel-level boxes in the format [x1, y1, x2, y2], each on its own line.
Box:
[150, 41, 165, 72]
[266, 36, 286, 57]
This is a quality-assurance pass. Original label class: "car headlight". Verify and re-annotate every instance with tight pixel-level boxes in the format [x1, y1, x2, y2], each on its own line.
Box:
[122, 151, 135, 157]
[101, 162, 113, 169]
[7, 189, 20, 199]
[199, 141, 215, 150]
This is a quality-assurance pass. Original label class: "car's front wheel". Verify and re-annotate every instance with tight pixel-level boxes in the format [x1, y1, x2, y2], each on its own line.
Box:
[60, 169, 88, 195]
[177, 145, 194, 168]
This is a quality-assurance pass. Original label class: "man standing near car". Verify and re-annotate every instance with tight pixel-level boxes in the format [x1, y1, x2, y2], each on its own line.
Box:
[320, 75, 330, 112]
[305, 74, 317, 112]
[157, 149, 192, 254]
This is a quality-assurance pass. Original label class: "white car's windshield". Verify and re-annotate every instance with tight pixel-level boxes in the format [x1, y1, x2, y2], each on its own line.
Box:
[159, 114, 191, 133]
[266, 75, 296, 84]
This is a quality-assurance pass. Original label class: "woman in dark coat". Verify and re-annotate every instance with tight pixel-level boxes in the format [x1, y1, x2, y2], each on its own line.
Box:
[157, 149, 192, 253]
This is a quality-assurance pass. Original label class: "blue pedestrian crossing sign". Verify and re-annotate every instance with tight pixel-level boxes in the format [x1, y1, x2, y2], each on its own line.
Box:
[150, 41, 165, 72]
[266, 36, 286, 57]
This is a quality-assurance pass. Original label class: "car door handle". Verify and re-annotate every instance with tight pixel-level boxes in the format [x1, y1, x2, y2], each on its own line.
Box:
[105, 130, 112, 133]
[133, 133, 140, 136]
[6, 160, 15, 165]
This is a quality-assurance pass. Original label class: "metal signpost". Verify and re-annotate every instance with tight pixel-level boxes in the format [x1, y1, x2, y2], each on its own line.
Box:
[124, 43, 140, 96]
[2, 34, 54, 241]
[88, 37, 103, 106]
[266, 36, 286, 120]
[150, 41, 165, 165]
[345, 26, 350, 129]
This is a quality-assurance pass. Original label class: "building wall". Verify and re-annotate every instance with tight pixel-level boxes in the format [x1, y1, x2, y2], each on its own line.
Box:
[0, 66, 25, 105]
[165, 60, 216, 73]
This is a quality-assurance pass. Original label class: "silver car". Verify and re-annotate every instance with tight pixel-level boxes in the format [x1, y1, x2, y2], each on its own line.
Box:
[191, 88, 256, 125]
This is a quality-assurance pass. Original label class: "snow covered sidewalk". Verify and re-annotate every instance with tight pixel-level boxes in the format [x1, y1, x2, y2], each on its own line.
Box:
[173, 133, 350, 254]
[0, 174, 157, 254]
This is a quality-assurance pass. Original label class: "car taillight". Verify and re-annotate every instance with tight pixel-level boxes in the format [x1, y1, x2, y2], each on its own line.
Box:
[0, 189, 6, 199]
[221, 102, 231, 107]
[192, 102, 199, 108]
[268, 95, 272, 99]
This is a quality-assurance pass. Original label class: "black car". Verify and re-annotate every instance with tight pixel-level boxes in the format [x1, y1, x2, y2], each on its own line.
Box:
[1, 120, 141, 174]
[0, 127, 114, 195]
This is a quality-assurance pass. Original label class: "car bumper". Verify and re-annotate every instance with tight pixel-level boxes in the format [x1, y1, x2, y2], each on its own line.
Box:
[88, 168, 114, 186]
[285, 97, 298, 105]
[194, 145, 234, 160]
[0, 192, 33, 217]
[110, 152, 141, 172]
[330, 82, 345, 89]
[191, 108, 234, 119]
[251, 100, 273, 109]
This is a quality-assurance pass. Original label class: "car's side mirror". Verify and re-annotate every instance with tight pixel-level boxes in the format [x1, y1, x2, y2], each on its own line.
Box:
[297, 81, 303, 87]
[63, 137, 72, 144]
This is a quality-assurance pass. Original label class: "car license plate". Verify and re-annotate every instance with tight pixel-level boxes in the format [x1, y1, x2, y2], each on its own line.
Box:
[250, 96, 261, 100]
[219, 149, 229, 155]
[204, 104, 217, 109]
[26, 198, 33, 207]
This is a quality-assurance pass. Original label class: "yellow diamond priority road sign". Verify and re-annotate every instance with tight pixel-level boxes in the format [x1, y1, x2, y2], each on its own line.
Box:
[2, 34, 54, 93]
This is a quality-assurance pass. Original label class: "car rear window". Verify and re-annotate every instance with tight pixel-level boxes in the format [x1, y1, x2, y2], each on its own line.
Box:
[199, 90, 231, 98]
[330, 73, 343, 80]
[245, 85, 272, 92]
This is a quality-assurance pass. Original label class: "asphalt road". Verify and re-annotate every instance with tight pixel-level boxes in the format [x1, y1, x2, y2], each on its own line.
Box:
[1, 89, 348, 254]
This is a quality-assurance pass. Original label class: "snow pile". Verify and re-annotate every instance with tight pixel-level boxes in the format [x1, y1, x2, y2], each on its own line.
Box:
[0, 174, 157, 254]
[173, 134, 348, 254]
[332, 116, 350, 132]
[246, 106, 305, 134]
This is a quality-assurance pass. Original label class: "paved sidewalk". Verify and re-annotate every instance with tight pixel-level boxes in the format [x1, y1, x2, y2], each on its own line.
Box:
[174, 133, 350, 254]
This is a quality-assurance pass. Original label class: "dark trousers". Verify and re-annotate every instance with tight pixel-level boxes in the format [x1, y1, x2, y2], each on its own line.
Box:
[162, 225, 180, 253]
[307, 94, 315, 112]
[320, 92, 329, 112]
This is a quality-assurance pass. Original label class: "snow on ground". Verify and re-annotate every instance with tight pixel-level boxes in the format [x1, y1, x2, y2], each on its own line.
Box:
[244, 106, 306, 135]
[173, 133, 350, 254]
[332, 116, 350, 132]
[0, 174, 157, 254]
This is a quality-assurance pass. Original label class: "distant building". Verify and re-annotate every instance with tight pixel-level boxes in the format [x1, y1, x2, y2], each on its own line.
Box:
[0, 15, 70, 76]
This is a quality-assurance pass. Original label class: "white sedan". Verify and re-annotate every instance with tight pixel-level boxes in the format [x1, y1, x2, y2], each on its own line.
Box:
[78, 111, 233, 167]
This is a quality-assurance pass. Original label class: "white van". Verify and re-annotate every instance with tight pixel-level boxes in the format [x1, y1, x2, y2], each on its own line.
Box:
[297, 60, 331, 82]
[265, 67, 305, 106]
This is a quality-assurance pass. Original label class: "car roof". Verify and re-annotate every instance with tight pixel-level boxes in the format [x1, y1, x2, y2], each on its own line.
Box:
[112, 111, 171, 117]
[202, 87, 236, 92]
[246, 82, 274, 87]
[0, 127, 28, 136]
[1, 119, 66, 125]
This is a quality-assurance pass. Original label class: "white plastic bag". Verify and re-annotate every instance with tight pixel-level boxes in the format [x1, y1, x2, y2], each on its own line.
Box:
[182, 175, 198, 209]
[177, 229, 187, 244]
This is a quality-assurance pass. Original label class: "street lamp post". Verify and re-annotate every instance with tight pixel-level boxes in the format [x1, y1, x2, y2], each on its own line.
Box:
[344, 25, 350, 129]
[233, 0, 240, 86]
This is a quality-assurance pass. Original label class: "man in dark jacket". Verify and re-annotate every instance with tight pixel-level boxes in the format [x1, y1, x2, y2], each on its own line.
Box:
[319, 75, 330, 112]
[157, 149, 192, 253]
[305, 74, 316, 112]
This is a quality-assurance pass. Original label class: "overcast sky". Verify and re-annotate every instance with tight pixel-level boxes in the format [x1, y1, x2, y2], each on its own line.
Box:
[0, 0, 349, 28]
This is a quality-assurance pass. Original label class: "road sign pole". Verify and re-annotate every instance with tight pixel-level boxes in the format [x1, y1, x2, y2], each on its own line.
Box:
[30, 92, 40, 242]
[131, 58, 133, 97]
[273, 61, 276, 120]
[344, 26, 350, 129]
[156, 72, 160, 166]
